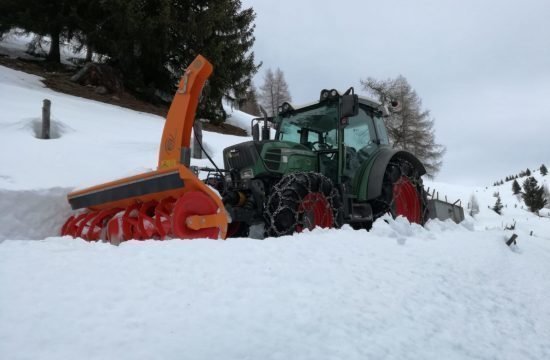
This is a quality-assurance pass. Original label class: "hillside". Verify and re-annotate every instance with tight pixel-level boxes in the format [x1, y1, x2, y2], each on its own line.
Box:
[0, 62, 549, 360]
[0, 31, 249, 137]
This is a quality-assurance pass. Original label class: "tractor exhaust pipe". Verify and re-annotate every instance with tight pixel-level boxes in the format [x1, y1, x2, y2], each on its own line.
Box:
[259, 105, 270, 141]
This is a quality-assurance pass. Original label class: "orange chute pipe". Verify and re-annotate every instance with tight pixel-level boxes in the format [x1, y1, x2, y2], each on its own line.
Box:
[158, 55, 214, 169]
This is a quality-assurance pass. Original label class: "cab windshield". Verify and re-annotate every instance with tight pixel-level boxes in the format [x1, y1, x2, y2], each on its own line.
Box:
[277, 103, 338, 149]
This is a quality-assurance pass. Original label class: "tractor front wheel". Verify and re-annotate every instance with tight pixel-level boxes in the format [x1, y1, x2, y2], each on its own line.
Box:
[265, 172, 342, 237]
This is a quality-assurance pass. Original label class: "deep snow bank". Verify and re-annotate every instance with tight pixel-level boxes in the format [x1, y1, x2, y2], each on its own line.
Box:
[0, 188, 72, 240]
[1, 219, 549, 360]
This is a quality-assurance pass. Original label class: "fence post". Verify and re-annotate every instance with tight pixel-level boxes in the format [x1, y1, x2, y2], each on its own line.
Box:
[192, 120, 203, 159]
[42, 99, 51, 139]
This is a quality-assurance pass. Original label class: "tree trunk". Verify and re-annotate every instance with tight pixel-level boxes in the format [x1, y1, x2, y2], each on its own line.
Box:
[85, 42, 93, 62]
[47, 28, 61, 63]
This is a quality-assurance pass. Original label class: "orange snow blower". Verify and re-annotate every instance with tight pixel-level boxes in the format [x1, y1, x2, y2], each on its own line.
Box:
[61, 55, 229, 242]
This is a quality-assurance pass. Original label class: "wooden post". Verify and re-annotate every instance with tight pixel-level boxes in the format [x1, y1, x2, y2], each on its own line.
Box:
[42, 99, 51, 139]
[192, 120, 203, 159]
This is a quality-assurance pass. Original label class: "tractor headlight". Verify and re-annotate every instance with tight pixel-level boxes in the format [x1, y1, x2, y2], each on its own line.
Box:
[282, 102, 292, 112]
[278, 102, 294, 116]
[240, 168, 254, 180]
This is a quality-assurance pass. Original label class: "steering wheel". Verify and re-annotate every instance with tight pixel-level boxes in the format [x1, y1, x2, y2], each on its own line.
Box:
[310, 141, 333, 151]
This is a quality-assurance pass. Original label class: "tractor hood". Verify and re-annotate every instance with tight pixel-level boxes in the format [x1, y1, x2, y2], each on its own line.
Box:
[223, 140, 317, 178]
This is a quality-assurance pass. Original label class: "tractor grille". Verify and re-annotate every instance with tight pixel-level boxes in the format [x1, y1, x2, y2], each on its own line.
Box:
[264, 149, 282, 171]
[223, 141, 259, 170]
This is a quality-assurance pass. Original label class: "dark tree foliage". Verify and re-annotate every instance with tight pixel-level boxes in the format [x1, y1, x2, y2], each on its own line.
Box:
[1, 0, 260, 124]
[492, 194, 503, 215]
[0, 0, 20, 34]
[0, 0, 81, 62]
[522, 177, 547, 214]
[526, 168, 531, 176]
[512, 179, 521, 195]
[239, 83, 260, 116]
[361, 75, 446, 177]
[541, 164, 548, 176]
[167, 0, 260, 123]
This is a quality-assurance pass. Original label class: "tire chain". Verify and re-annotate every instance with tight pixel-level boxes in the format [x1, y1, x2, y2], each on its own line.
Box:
[264, 172, 342, 237]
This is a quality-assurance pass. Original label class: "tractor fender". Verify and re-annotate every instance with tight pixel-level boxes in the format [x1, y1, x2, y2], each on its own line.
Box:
[358, 149, 426, 201]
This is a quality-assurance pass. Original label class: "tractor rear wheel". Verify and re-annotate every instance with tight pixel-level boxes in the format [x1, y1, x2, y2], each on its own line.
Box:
[377, 158, 427, 224]
[265, 172, 342, 237]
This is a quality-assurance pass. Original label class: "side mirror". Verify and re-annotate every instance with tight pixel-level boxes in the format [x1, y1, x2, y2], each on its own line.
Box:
[341, 94, 359, 118]
[252, 122, 260, 142]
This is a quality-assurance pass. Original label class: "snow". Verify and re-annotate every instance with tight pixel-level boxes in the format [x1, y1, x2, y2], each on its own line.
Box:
[0, 65, 246, 191]
[223, 101, 256, 134]
[1, 45, 550, 359]
[0, 29, 88, 65]
[2, 220, 550, 360]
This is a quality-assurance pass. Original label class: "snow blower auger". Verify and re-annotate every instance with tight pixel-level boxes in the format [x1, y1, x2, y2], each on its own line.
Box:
[61, 55, 229, 243]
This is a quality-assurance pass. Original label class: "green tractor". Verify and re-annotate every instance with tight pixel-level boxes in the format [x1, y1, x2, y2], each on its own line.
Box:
[218, 88, 430, 238]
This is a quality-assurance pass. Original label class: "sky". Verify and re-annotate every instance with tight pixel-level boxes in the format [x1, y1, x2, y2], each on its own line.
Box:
[241, 0, 550, 185]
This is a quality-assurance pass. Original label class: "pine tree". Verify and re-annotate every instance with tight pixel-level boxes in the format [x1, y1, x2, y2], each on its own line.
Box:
[1, 0, 260, 123]
[258, 68, 292, 117]
[492, 194, 503, 215]
[92, 0, 259, 124]
[544, 185, 550, 209]
[239, 83, 260, 116]
[526, 168, 531, 176]
[361, 75, 446, 177]
[522, 177, 547, 214]
[0, 0, 79, 63]
[174, 0, 260, 124]
[541, 164, 548, 176]
[512, 179, 521, 195]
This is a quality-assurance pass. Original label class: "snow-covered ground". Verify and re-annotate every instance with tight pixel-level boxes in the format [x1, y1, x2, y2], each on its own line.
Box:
[0, 29, 88, 65]
[2, 220, 549, 360]
[1, 46, 549, 359]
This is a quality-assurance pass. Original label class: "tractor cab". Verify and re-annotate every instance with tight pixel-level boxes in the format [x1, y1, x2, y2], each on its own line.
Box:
[271, 89, 391, 185]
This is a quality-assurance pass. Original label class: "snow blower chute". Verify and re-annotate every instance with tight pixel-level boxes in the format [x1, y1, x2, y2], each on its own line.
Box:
[61, 55, 229, 242]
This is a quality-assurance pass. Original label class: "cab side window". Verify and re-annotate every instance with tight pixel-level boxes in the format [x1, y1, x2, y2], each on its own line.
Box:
[344, 109, 375, 152]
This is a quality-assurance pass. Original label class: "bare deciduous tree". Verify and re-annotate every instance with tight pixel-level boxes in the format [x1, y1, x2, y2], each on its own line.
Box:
[258, 68, 291, 116]
[361, 75, 445, 177]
